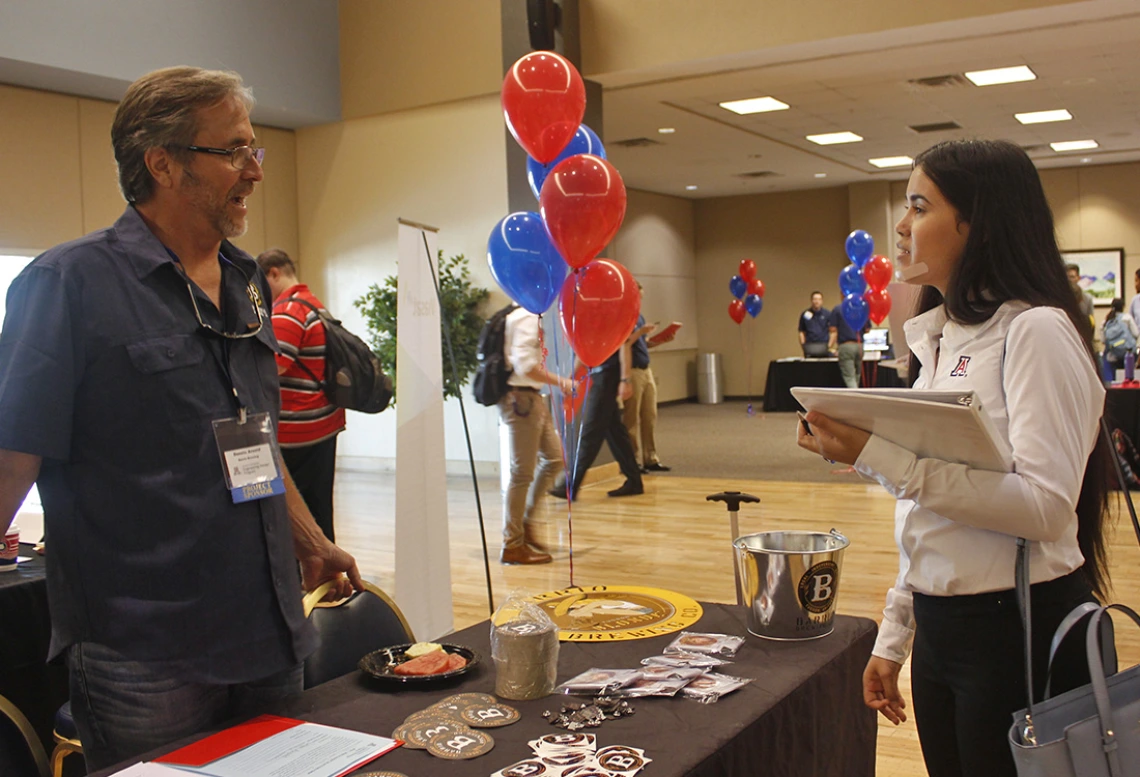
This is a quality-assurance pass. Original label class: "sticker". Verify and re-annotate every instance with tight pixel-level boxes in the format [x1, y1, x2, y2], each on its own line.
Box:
[798, 560, 840, 613]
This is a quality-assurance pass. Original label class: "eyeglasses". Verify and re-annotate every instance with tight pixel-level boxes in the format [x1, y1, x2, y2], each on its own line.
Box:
[182, 262, 266, 340]
[185, 144, 266, 170]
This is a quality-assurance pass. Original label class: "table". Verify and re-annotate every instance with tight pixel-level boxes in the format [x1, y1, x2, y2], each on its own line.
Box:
[94, 604, 877, 777]
[1106, 386, 1140, 443]
[763, 358, 904, 412]
[0, 542, 69, 749]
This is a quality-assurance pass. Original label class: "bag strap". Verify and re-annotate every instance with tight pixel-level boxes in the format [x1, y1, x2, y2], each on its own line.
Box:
[279, 296, 326, 386]
[1016, 537, 1035, 735]
[1085, 604, 1140, 777]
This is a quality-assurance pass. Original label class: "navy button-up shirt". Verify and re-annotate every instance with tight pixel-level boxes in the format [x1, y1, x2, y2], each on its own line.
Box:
[0, 207, 316, 683]
[798, 307, 831, 343]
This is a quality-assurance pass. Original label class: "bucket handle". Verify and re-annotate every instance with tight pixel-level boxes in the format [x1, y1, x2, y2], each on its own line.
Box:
[829, 528, 848, 546]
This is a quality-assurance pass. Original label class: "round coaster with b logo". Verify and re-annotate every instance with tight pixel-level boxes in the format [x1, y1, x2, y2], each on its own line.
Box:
[459, 701, 520, 728]
[426, 727, 495, 759]
[405, 717, 473, 749]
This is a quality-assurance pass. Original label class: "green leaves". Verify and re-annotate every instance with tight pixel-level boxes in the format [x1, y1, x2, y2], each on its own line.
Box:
[353, 251, 489, 402]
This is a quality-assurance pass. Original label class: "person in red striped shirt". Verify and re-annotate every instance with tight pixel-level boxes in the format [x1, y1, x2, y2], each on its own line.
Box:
[257, 249, 346, 542]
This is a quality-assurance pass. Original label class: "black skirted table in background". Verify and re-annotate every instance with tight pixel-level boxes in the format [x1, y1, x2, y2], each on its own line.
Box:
[0, 542, 68, 750]
[1106, 386, 1140, 444]
[94, 603, 878, 777]
[763, 358, 904, 412]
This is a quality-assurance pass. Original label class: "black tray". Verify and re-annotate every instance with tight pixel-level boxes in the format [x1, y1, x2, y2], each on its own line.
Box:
[358, 643, 480, 686]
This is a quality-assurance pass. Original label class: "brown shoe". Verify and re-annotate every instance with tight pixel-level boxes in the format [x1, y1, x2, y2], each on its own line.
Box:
[524, 525, 548, 552]
[500, 544, 553, 565]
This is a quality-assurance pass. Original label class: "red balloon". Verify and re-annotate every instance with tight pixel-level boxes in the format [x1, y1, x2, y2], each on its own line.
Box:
[862, 254, 894, 292]
[864, 287, 892, 325]
[739, 259, 757, 282]
[728, 299, 746, 325]
[540, 154, 627, 269]
[502, 52, 586, 164]
[747, 278, 765, 298]
[559, 260, 640, 367]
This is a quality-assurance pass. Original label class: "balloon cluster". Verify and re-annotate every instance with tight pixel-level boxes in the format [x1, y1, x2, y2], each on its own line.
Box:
[727, 259, 765, 325]
[488, 52, 637, 367]
[838, 230, 892, 330]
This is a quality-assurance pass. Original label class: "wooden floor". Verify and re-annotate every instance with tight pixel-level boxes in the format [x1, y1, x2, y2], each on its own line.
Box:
[333, 466, 1140, 777]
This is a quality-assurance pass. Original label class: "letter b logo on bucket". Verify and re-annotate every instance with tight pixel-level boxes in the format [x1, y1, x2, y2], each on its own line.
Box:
[798, 561, 840, 614]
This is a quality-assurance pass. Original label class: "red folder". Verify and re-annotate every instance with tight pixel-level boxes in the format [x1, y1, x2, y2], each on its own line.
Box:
[647, 321, 681, 346]
[155, 715, 302, 767]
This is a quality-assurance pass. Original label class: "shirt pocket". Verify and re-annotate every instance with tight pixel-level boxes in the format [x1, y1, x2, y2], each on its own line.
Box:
[125, 334, 221, 425]
[127, 334, 205, 374]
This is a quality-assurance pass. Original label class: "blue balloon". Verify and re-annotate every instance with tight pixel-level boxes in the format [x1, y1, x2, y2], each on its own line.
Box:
[487, 212, 568, 314]
[845, 229, 875, 268]
[838, 264, 867, 297]
[729, 275, 747, 300]
[745, 294, 763, 318]
[841, 293, 870, 331]
[527, 124, 607, 199]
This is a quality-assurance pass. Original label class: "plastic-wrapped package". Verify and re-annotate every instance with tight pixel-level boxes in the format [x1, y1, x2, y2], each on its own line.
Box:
[641, 651, 731, 669]
[680, 672, 752, 704]
[490, 592, 560, 700]
[663, 631, 745, 657]
[612, 666, 704, 698]
[555, 668, 641, 695]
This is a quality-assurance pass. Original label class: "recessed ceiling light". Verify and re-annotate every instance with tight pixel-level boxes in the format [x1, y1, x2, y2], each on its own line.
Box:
[868, 156, 914, 168]
[658, 127, 676, 134]
[1081, 157, 1092, 163]
[814, 173, 827, 178]
[1015, 109, 1072, 124]
[685, 185, 699, 191]
[806, 132, 863, 145]
[719, 96, 790, 115]
[1051, 139, 1098, 152]
[964, 65, 1036, 86]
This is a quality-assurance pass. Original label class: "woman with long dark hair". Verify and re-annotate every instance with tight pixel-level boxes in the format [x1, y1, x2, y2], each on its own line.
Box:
[797, 139, 1111, 776]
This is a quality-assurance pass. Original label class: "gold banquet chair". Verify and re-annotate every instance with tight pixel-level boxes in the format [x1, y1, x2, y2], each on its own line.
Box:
[49, 702, 81, 777]
[0, 693, 50, 777]
[301, 580, 415, 689]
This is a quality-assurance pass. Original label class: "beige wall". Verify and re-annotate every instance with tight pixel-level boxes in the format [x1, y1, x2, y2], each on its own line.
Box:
[580, 0, 1077, 77]
[695, 187, 851, 397]
[611, 189, 697, 401]
[296, 93, 509, 464]
[339, 0, 503, 120]
[0, 84, 299, 260]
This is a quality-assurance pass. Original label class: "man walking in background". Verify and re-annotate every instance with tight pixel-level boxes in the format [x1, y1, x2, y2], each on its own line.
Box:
[257, 248, 346, 543]
[498, 307, 571, 564]
[829, 306, 866, 388]
[798, 291, 831, 357]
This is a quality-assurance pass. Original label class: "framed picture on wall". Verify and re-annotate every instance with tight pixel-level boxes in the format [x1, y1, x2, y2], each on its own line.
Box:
[1061, 248, 1125, 306]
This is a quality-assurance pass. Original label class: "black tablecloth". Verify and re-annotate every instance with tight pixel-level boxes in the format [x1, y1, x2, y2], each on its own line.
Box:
[1106, 386, 1140, 444]
[763, 359, 904, 412]
[95, 605, 877, 777]
[0, 542, 68, 749]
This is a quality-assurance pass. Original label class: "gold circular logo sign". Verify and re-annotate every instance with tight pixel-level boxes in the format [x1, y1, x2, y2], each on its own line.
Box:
[797, 560, 840, 614]
[530, 585, 703, 642]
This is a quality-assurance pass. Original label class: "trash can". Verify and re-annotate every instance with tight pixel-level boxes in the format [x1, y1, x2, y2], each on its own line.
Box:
[697, 352, 724, 404]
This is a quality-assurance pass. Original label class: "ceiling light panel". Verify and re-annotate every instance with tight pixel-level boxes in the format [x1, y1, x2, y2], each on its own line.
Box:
[1050, 139, 1098, 152]
[719, 96, 790, 115]
[868, 156, 914, 168]
[1015, 109, 1072, 124]
[964, 65, 1036, 86]
[806, 132, 864, 145]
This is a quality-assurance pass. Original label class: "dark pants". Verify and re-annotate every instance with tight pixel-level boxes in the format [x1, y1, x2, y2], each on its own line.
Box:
[69, 642, 302, 772]
[911, 570, 1095, 777]
[566, 366, 643, 497]
[282, 435, 338, 542]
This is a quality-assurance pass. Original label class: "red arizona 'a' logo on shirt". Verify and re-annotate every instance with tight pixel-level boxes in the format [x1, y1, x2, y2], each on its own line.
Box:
[949, 356, 971, 377]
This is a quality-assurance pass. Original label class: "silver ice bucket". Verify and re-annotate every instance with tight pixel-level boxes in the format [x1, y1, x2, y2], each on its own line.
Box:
[733, 529, 849, 640]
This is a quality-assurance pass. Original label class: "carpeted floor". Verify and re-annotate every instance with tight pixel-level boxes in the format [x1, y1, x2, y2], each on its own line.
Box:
[650, 400, 864, 484]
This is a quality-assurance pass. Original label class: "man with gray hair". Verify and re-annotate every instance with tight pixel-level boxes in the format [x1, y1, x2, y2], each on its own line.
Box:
[0, 67, 361, 770]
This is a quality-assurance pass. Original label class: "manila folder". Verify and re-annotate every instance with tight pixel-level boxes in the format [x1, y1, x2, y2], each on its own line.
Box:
[790, 387, 1013, 473]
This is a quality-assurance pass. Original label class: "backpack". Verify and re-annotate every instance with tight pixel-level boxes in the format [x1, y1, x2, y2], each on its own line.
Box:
[472, 304, 518, 407]
[1104, 315, 1136, 361]
[281, 297, 393, 414]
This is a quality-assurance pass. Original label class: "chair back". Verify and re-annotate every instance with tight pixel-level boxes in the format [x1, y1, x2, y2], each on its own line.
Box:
[0, 694, 50, 777]
[302, 580, 415, 689]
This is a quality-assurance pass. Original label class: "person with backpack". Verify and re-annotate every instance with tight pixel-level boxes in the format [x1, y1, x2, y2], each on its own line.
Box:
[258, 248, 345, 542]
[496, 306, 572, 564]
[1099, 296, 1138, 378]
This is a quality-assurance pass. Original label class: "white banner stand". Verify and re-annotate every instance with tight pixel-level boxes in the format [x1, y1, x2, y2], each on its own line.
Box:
[394, 219, 453, 640]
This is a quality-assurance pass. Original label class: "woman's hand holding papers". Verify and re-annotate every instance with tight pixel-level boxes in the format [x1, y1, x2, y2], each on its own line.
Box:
[795, 411, 870, 465]
[863, 656, 907, 725]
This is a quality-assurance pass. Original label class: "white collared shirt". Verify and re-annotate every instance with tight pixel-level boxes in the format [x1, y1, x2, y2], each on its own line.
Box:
[504, 307, 545, 390]
[854, 301, 1104, 663]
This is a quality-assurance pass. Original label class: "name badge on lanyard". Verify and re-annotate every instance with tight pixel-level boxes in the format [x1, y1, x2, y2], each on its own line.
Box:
[212, 411, 285, 503]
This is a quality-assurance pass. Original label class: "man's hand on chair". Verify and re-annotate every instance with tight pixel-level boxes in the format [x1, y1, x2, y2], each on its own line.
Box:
[300, 542, 364, 602]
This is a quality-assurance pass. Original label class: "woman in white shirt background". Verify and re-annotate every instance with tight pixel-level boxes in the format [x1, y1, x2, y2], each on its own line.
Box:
[797, 139, 1111, 777]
